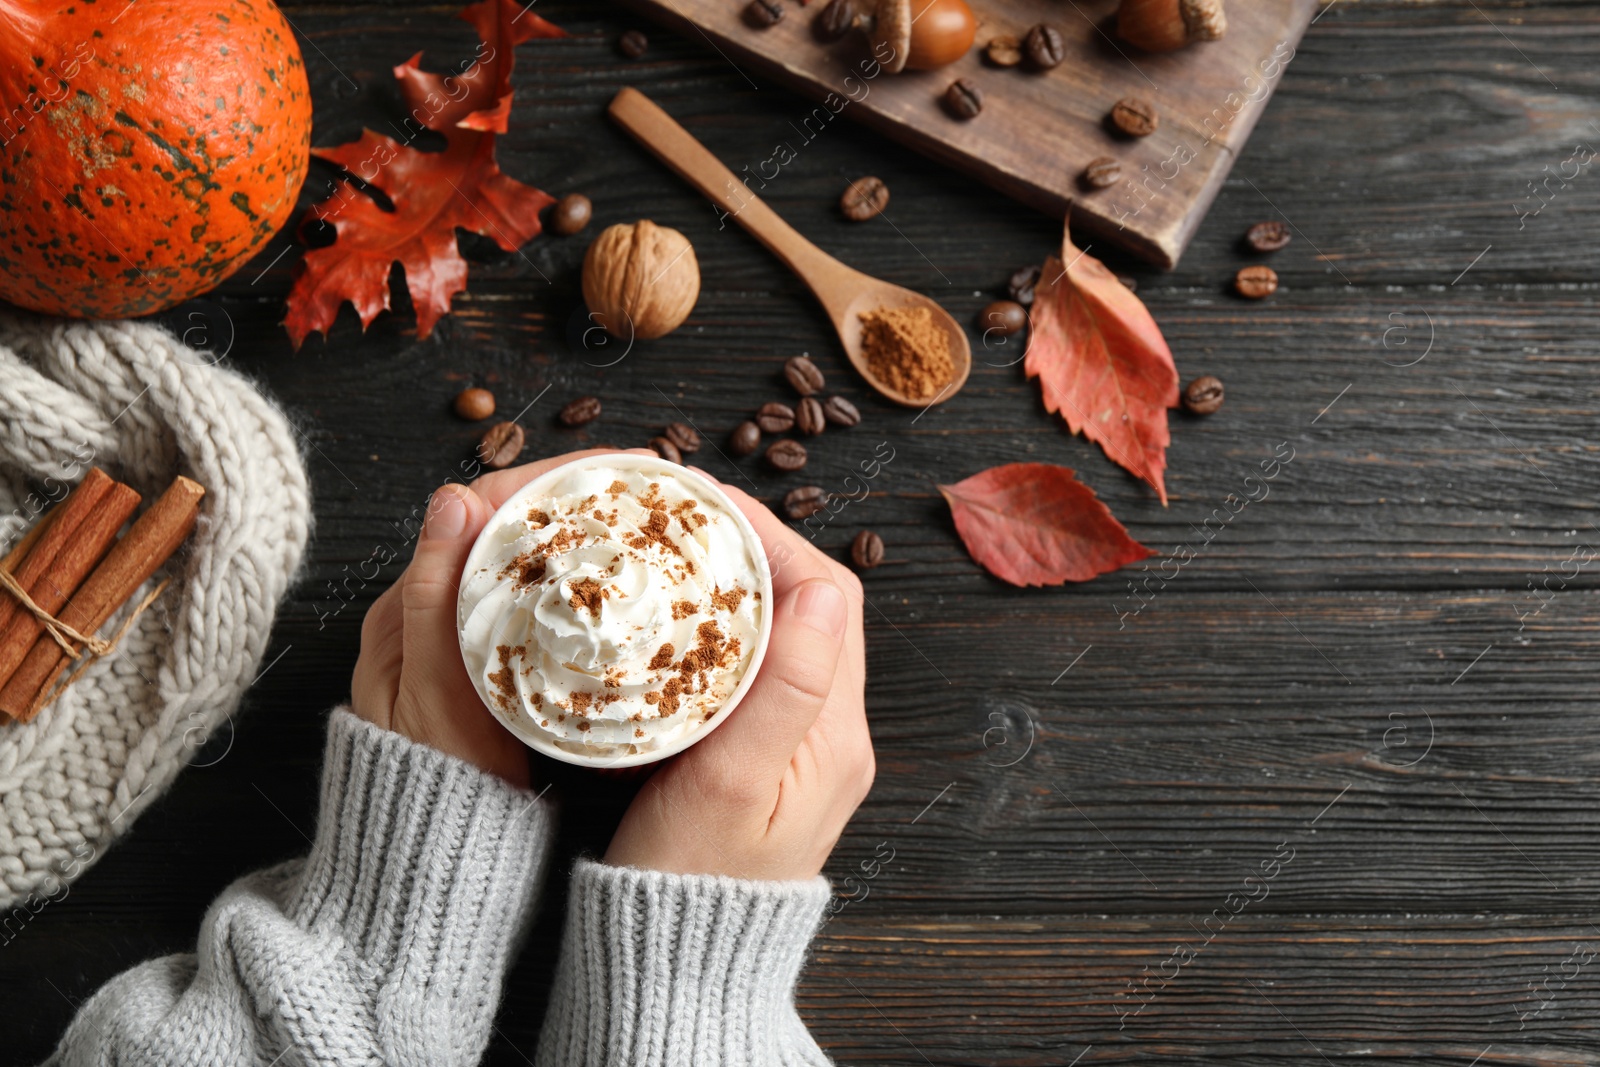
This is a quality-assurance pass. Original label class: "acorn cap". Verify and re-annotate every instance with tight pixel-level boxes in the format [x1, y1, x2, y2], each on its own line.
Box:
[871, 0, 912, 74]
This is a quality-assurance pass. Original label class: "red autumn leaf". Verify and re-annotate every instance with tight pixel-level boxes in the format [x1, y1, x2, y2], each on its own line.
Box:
[394, 0, 567, 135]
[284, 0, 564, 348]
[1024, 223, 1180, 504]
[939, 463, 1153, 587]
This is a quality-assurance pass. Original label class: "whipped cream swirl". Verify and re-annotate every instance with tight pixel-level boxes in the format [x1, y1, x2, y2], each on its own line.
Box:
[458, 461, 766, 759]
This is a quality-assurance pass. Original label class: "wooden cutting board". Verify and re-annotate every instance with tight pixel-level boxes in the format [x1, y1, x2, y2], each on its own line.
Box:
[612, 0, 1317, 267]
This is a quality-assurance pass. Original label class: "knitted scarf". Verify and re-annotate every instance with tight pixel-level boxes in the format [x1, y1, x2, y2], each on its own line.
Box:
[0, 313, 310, 910]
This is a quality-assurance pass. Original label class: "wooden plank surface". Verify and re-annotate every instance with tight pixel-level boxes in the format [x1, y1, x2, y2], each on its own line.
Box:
[5, 0, 1600, 1063]
[802, 914, 1600, 1063]
[612, 0, 1318, 267]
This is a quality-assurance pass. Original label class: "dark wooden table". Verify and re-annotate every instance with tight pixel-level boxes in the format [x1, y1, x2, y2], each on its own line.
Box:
[6, 2, 1600, 1063]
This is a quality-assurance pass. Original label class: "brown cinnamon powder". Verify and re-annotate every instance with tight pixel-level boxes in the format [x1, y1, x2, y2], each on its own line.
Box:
[670, 498, 708, 535]
[623, 508, 684, 560]
[678, 621, 725, 675]
[648, 675, 684, 717]
[488, 643, 524, 710]
[567, 576, 605, 617]
[858, 304, 955, 401]
[506, 553, 545, 589]
[711, 585, 746, 613]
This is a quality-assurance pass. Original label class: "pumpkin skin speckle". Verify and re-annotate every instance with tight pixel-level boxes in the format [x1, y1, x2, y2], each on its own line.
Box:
[0, 0, 312, 318]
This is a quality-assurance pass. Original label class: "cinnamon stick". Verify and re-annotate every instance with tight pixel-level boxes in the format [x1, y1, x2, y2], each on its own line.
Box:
[0, 481, 143, 687]
[1, 506, 59, 574]
[0, 476, 205, 722]
[0, 469, 114, 635]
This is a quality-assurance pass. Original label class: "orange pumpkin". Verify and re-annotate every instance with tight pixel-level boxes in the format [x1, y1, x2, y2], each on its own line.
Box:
[0, 0, 312, 319]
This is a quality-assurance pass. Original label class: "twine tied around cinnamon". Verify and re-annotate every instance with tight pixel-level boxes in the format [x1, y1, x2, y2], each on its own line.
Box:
[0, 566, 169, 673]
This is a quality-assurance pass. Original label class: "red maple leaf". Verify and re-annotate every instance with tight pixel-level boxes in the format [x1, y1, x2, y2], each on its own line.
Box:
[284, 0, 566, 348]
[1024, 223, 1179, 504]
[939, 464, 1152, 587]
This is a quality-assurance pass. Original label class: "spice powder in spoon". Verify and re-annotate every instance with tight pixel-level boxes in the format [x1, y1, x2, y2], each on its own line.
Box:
[858, 304, 956, 401]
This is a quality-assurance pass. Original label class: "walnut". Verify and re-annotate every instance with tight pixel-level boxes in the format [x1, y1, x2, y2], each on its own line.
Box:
[581, 220, 700, 341]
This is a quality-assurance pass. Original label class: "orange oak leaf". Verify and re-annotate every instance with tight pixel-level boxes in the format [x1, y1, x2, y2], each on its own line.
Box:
[1024, 223, 1180, 504]
[939, 463, 1153, 587]
[284, 0, 564, 348]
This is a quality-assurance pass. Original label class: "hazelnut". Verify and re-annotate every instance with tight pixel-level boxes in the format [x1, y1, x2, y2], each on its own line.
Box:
[581, 220, 700, 341]
[453, 386, 496, 420]
[1117, 0, 1225, 52]
[843, 0, 976, 74]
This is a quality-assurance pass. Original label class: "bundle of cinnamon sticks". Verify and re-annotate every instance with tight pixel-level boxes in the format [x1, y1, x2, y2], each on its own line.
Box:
[0, 468, 204, 723]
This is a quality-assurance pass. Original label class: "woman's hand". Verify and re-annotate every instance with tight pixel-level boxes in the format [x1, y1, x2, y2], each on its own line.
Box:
[351, 449, 644, 787]
[604, 483, 874, 881]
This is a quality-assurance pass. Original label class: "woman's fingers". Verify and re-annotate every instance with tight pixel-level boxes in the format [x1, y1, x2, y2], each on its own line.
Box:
[685, 577, 849, 789]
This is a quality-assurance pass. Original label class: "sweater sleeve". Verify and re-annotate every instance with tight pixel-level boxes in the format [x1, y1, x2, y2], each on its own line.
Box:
[45, 707, 557, 1067]
[535, 859, 834, 1067]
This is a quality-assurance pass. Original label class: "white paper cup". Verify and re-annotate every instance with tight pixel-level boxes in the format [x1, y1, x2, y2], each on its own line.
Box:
[457, 453, 773, 769]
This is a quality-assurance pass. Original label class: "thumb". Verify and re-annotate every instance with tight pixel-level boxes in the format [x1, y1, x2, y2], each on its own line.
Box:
[395, 482, 528, 786]
[691, 577, 849, 782]
[399, 482, 491, 716]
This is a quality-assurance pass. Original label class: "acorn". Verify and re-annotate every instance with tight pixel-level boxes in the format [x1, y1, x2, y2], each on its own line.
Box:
[1117, 0, 1226, 52]
[848, 0, 977, 73]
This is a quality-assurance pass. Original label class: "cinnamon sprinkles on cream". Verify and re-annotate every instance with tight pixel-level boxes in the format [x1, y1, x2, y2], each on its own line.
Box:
[458, 459, 766, 760]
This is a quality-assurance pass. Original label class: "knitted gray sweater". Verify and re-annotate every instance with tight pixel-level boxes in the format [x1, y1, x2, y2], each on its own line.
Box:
[44, 710, 834, 1067]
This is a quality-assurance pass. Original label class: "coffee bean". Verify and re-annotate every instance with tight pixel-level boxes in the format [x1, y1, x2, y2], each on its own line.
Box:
[756, 401, 796, 434]
[1246, 220, 1291, 253]
[549, 193, 592, 236]
[784, 485, 828, 520]
[648, 436, 682, 464]
[664, 421, 701, 453]
[1182, 375, 1224, 415]
[816, 0, 858, 41]
[796, 396, 826, 436]
[1008, 264, 1041, 306]
[822, 395, 861, 427]
[1234, 265, 1278, 299]
[744, 0, 784, 28]
[839, 176, 889, 222]
[477, 421, 524, 469]
[943, 78, 983, 120]
[618, 30, 648, 58]
[980, 299, 1028, 337]
[1110, 97, 1159, 137]
[1082, 156, 1121, 189]
[766, 438, 808, 472]
[851, 529, 884, 570]
[1023, 23, 1066, 69]
[558, 395, 602, 427]
[984, 35, 1023, 67]
[453, 386, 495, 421]
[785, 353, 826, 395]
[729, 420, 762, 457]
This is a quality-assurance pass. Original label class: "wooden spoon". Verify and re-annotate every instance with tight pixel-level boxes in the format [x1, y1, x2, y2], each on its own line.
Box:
[608, 87, 971, 409]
